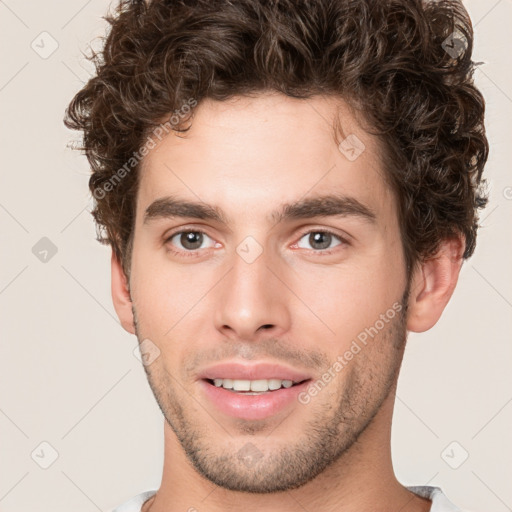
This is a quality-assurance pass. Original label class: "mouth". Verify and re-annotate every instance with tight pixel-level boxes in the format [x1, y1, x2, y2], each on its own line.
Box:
[203, 377, 310, 394]
[199, 377, 312, 420]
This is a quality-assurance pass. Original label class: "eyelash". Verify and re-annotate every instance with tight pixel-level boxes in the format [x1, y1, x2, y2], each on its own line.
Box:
[164, 228, 349, 258]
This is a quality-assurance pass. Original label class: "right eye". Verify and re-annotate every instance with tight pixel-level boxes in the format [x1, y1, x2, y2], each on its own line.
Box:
[165, 230, 218, 257]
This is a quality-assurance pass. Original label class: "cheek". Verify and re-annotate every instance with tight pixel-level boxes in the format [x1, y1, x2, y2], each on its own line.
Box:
[130, 250, 217, 339]
[129, 251, 176, 332]
[289, 253, 405, 348]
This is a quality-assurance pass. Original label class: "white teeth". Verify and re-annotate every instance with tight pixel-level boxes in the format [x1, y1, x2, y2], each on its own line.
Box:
[268, 379, 283, 390]
[250, 379, 268, 392]
[211, 378, 299, 392]
[233, 380, 251, 391]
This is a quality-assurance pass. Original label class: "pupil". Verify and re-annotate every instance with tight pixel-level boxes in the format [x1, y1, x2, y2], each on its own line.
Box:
[182, 232, 202, 250]
[310, 232, 331, 250]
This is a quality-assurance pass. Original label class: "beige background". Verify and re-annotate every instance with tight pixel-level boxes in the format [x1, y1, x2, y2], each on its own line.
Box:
[0, 1, 511, 511]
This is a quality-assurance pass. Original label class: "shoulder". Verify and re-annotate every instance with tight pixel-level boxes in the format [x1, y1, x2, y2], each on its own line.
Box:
[109, 489, 158, 512]
[407, 485, 474, 512]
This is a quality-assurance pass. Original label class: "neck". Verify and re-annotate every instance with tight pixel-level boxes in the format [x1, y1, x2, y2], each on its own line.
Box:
[143, 389, 431, 512]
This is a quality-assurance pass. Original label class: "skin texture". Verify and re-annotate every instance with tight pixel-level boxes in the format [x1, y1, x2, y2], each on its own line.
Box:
[111, 92, 464, 512]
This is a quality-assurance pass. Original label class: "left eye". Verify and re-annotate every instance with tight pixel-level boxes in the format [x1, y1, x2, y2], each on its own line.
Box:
[295, 230, 344, 252]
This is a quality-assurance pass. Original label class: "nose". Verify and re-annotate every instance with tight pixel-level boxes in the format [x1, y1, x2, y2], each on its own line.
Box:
[214, 242, 292, 342]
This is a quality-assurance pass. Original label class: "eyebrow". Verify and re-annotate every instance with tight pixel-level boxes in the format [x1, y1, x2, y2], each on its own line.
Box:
[143, 193, 377, 226]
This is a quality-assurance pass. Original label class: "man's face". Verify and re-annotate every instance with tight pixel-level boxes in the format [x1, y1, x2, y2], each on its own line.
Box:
[127, 93, 409, 492]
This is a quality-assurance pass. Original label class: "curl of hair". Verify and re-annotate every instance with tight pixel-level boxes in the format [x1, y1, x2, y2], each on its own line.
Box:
[64, 0, 489, 276]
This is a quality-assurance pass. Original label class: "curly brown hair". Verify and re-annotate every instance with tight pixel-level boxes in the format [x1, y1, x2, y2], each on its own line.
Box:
[64, 0, 489, 279]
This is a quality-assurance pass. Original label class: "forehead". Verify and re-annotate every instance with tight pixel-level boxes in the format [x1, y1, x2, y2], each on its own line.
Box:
[136, 93, 395, 226]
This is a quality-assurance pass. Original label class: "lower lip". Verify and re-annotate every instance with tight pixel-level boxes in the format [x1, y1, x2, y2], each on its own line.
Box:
[199, 379, 311, 421]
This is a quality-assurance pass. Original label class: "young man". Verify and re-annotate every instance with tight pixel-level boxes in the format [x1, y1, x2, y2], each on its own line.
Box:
[64, 0, 488, 510]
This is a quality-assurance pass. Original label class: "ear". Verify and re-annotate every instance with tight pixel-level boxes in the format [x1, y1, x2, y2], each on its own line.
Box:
[111, 249, 136, 334]
[406, 236, 465, 333]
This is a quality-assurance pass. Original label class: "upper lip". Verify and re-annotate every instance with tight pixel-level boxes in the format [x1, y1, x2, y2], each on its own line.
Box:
[197, 362, 312, 382]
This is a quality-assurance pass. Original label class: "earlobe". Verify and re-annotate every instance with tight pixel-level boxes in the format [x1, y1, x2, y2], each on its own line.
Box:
[111, 249, 136, 334]
[406, 236, 465, 333]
